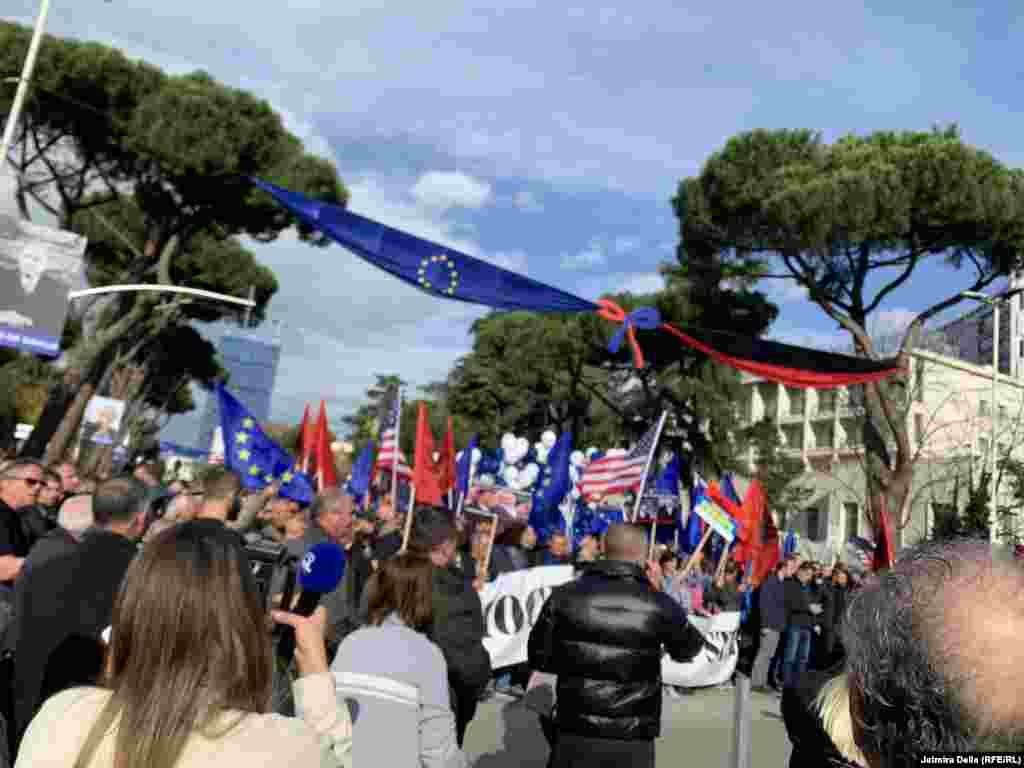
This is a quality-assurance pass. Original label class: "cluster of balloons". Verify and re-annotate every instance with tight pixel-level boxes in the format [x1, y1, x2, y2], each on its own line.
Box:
[455, 430, 609, 497]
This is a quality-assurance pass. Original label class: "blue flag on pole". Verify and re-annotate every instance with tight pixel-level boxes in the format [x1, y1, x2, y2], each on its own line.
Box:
[654, 453, 682, 496]
[456, 434, 479, 497]
[252, 180, 599, 315]
[721, 472, 741, 505]
[530, 432, 573, 541]
[784, 531, 798, 557]
[348, 441, 375, 504]
[681, 479, 706, 554]
[217, 385, 314, 504]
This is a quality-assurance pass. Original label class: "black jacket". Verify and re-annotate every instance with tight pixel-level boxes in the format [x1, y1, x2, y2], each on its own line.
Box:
[428, 563, 491, 705]
[10, 529, 138, 740]
[528, 560, 705, 741]
[783, 577, 817, 629]
[822, 583, 849, 635]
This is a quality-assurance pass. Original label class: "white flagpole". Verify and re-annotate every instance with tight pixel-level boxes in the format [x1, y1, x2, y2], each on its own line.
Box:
[631, 411, 669, 524]
[391, 388, 402, 514]
[400, 483, 417, 554]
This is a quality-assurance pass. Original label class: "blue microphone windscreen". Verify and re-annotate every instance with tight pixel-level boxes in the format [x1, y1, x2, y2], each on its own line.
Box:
[298, 542, 346, 593]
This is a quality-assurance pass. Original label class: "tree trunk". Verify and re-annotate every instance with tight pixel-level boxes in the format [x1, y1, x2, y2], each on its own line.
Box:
[17, 368, 81, 459]
[45, 380, 95, 465]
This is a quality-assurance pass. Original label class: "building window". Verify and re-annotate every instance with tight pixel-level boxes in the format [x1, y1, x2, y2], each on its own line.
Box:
[979, 437, 990, 458]
[806, 508, 822, 542]
[787, 388, 805, 416]
[847, 384, 865, 409]
[817, 389, 835, 414]
[844, 502, 859, 539]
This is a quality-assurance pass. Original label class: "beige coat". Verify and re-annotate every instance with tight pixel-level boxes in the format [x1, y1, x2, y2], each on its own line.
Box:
[15, 672, 352, 768]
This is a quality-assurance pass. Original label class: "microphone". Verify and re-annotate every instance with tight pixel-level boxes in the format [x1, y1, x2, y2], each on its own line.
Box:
[276, 542, 346, 662]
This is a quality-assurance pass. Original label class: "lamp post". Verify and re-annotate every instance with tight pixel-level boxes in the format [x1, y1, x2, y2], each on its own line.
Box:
[961, 289, 1024, 542]
[0, 0, 52, 179]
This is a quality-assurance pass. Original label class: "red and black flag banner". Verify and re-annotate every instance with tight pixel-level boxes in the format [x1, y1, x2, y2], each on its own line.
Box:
[660, 325, 903, 389]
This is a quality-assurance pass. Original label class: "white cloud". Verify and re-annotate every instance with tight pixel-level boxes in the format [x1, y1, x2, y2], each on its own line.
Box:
[561, 239, 607, 271]
[872, 308, 918, 332]
[763, 279, 809, 304]
[411, 171, 492, 211]
[578, 271, 664, 299]
[512, 190, 543, 213]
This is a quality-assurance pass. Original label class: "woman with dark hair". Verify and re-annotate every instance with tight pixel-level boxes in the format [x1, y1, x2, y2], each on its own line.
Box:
[490, 523, 538, 573]
[816, 563, 852, 669]
[331, 553, 467, 768]
[16, 521, 353, 768]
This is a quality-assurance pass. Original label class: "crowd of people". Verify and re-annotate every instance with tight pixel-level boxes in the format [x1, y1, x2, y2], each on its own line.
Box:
[0, 453, 1020, 767]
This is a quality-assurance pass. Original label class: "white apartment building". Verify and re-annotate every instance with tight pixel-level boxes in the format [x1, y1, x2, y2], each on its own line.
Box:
[736, 347, 1024, 555]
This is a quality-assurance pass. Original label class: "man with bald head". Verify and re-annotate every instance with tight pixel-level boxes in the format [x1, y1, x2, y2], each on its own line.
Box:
[844, 538, 1024, 766]
[528, 524, 706, 768]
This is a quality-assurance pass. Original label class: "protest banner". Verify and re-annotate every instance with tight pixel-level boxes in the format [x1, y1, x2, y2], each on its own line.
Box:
[480, 564, 742, 687]
[694, 496, 736, 543]
[0, 212, 86, 357]
[81, 397, 126, 445]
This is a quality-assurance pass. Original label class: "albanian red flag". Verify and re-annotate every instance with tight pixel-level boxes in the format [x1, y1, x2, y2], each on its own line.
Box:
[413, 403, 444, 506]
[733, 479, 767, 565]
[439, 417, 457, 495]
[872, 495, 896, 572]
[314, 401, 338, 490]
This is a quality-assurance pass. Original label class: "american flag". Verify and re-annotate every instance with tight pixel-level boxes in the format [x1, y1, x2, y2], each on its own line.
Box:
[580, 420, 661, 499]
[375, 392, 412, 479]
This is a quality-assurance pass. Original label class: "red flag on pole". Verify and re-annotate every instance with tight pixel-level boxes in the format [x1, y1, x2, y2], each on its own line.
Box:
[413, 402, 443, 506]
[872, 495, 896, 572]
[314, 400, 338, 491]
[752, 506, 781, 586]
[439, 417, 457, 495]
[734, 479, 767, 565]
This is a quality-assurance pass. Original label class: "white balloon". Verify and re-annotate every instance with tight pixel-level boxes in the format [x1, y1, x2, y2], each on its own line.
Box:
[501, 433, 517, 452]
[456, 450, 463, 462]
[541, 430, 557, 449]
[569, 450, 585, 467]
[478, 474, 495, 487]
[503, 466, 520, 486]
[522, 463, 540, 482]
[516, 436, 530, 458]
[471, 448, 482, 464]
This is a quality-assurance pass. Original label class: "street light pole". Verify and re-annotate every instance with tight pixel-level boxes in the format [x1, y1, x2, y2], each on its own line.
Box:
[0, 0, 52, 179]
[960, 289, 1024, 543]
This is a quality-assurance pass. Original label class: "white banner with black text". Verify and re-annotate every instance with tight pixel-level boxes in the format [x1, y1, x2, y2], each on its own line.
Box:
[480, 565, 741, 687]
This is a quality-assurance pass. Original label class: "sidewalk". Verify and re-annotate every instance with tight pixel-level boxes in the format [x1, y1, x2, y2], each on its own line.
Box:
[466, 685, 792, 767]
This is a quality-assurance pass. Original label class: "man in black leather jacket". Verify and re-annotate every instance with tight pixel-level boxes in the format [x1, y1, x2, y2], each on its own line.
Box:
[528, 524, 706, 768]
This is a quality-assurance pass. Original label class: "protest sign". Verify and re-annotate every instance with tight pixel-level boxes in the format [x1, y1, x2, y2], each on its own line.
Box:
[82, 397, 126, 445]
[0, 213, 86, 357]
[694, 496, 736, 543]
[480, 564, 741, 688]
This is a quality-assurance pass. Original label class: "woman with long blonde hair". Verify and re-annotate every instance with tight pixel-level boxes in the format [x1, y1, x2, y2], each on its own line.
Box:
[16, 521, 352, 768]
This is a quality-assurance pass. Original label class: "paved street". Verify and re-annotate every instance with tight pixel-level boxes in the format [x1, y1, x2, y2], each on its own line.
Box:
[466, 685, 793, 767]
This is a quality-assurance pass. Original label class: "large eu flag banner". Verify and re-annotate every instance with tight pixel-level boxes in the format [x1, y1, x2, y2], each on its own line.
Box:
[252, 179, 599, 314]
[217, 385, 314, 504]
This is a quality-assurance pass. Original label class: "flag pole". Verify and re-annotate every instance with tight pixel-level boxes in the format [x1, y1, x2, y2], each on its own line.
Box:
[400, 483, 417, 554]
[456, 461, 476, 526]
[631, 411, 669, 524]
[391, 388, 402, 515]
[680, 527, 714, 579]
[480, 512, 498, 588]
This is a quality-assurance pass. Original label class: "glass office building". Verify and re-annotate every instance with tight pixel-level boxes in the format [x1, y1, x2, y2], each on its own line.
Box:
[197, 327, 282, 453]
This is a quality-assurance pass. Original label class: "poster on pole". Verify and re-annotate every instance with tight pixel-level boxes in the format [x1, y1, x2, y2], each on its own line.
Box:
[694, 496, 736, 543]
[81, 397, 126, 445]
[0, 213, 86, 357]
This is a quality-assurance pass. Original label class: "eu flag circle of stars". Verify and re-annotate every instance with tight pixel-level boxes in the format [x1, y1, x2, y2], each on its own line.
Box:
[418, 254, 460, 296]
[234, 417, 296, 486]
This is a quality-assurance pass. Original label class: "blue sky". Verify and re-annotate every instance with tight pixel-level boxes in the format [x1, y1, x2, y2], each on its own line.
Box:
[3, 0, 1023, 444]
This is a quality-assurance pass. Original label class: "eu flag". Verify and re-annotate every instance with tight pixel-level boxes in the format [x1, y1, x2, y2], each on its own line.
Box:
[253, 180, 599, 315]
[348, 441, 375, 504]
[529, 431, 573, 541]
[217, 385, 314, 504]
